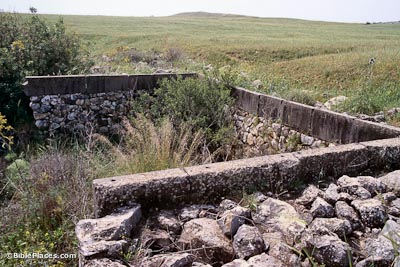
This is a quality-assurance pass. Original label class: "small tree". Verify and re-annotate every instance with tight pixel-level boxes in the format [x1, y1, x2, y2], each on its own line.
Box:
[0, 10, 93, 125]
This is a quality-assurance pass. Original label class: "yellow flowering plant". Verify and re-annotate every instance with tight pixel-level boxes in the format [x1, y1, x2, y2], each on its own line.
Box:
[0, 112, 13, 150]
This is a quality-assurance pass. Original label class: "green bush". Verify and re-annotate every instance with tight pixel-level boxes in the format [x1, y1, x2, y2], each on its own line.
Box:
[0, 11, 93, 125]
[132, 72, 237, 159]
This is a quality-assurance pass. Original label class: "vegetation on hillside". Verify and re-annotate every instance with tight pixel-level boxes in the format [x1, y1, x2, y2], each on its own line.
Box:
[33, 12, 399, 116]
[1, 10, 400, 267]
[0, 11, 92, 125]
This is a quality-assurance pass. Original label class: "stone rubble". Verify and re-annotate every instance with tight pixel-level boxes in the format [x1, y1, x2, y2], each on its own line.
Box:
[77, 171, 400, 267]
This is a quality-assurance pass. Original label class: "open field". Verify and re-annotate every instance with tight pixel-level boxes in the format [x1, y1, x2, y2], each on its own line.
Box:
[1, 12, 400, 267]
[34, 12, 400, 114]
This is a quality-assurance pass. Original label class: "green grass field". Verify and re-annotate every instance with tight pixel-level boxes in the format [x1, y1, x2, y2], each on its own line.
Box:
[34, 12, 400, 115]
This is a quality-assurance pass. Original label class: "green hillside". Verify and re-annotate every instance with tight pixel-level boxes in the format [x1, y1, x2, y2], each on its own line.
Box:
[32, 13, 400, 115]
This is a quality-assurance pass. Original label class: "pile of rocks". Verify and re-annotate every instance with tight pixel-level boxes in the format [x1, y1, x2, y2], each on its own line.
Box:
[30, 91, 135, 135]
[76, 170, 400, 267]
[233, 110, 331, 157]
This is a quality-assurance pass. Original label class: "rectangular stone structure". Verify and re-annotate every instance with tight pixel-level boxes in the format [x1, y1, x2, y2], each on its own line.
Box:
[93, 137, 400, 217]
[232, 87, 400, 144]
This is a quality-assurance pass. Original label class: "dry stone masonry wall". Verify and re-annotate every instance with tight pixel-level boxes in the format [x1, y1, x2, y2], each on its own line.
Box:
[233, 109, 331, 157]
[30, 91, 135, 134]
[24, 73, 196, 135]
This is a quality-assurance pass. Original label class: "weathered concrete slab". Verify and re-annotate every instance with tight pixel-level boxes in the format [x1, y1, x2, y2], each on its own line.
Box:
[24, 73, 197, 96]
[281, 101, 313, 134]
[233, 86, 400, 144]
[361, 137, 400, 170]
[93, 138, 400, 218]
[258, 94, 283, 120]
[293, 143, 371, 183]
[94, 168, 189, 218]
[310, 108, 357, 144]
[353, 119, 400, 143]
[232, 87, 261, 115]
[24, 75, 86, 96]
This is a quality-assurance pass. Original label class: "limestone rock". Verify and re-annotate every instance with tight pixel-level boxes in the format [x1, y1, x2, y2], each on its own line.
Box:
[324, 96, 348, 110]
[310, 197, 335, 218]
[142, 229, 173, 250]
[157, 210, 182, 234]
[302, 234, 351, 267]
[192, 263, 213, 267]
[335, 201, 361, 230]
[178, 218, 234, 263]
[84, 258, 126, 267]
[309, 218, 352, 238]
[380, 192, 397, 203]
[323, 184, 340, 204]
[361, 236, 395, 264]
[233, 225, 265, 259]
[80, 240, 128, 258]
[380, 220, 400, 247]
[380, 170, 400, 196]
[295, 185, 323, 206]
[263, 232, 300, 266]
[253, 198, 306, 244]
[219, 199, 238, 211]
[354, 186, 372, 200]
[389, 198, 400, 216]
[352, 199, 387, 228]
[394, 256, 400, 267]
[337, 175, 386, 196]
[247, 253, 287, 267]
[221, 259, 249, 267]
[179, 206, 201, 222]
[141, 253, 195, 267]
[76, 205, 141, 244]
[218, 206, 251, 237]
[300, 134, 314, 146]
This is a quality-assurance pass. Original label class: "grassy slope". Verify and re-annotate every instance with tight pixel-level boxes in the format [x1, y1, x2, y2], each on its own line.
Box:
[38, 13, 400, 109]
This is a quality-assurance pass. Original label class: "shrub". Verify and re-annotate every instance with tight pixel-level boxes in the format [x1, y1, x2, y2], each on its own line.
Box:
[131, 71, 238, 161]
[0, 145, 93, 266]
[156, 76, 234, 139]
[0, 11, 93, 125]
[164, 47, 185, 62]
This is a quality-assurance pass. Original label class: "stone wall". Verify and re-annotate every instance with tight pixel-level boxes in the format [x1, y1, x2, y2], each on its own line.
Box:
[233, 109, 331, 157]
[24, 73, 196, 135]
[93, 137, 400, 217]
[30, 91, 135, 134]
[232, 87, 400, 144]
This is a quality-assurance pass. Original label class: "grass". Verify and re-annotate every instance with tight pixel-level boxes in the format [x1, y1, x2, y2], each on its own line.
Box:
[24, 12, 399, 118]
[0, 116, 207, 266]
[2, 11, 400, 266]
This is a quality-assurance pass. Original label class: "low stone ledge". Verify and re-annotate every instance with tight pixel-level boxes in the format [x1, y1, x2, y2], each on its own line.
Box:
[93, 138, 400, 218]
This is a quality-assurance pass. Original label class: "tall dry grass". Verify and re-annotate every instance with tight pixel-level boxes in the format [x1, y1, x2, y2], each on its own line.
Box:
[88, 115, 207, 176]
